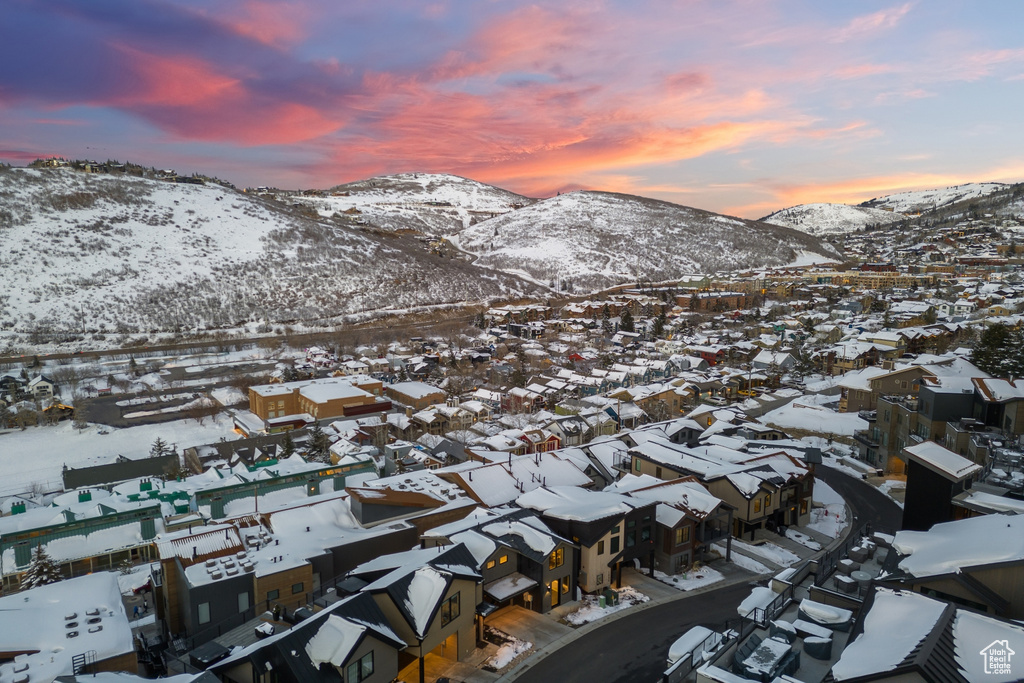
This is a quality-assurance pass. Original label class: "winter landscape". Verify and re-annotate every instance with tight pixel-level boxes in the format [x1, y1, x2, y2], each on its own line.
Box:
[3, 2, 1024, 683]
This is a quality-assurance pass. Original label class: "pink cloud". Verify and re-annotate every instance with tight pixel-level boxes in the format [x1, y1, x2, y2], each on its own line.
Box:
[834, 2, 914, 42]
[224, 0, 309, 49]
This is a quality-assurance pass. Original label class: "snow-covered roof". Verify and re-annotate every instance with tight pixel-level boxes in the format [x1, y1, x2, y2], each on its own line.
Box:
[0, 573, 133, 683]
[831, 588, 946, 681]
[516, 485, 640, 522]
[903, 441, 982, 481]
[892, 514, 1024, 578]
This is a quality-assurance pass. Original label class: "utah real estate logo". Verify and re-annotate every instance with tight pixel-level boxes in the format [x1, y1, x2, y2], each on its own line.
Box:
[980, 639, 1015, 676]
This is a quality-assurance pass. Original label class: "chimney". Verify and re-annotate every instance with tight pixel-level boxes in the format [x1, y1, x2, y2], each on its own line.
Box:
[192, 546, 197, 560]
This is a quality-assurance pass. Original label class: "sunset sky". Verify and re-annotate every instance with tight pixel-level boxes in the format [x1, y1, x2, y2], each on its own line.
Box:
[2, 0, 1023, 217]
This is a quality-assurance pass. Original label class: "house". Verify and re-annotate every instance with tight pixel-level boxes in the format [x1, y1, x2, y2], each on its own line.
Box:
[355, 544, 481, 681]
[27, 374, 57, 400]
[900, 441, 982, 531]
[611, 475, 734, 574]
[879, 514, 1024, 619]
[830, 586, 1024, 681]
[516, 486, 658, 592]
[626, 438, 813, 539]
[421, 508, 578, 614]
[210, 592, 405, 683]
[385, 382, 446, 411]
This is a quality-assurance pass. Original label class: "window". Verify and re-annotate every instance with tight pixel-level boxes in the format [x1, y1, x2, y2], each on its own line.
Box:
[675, 527, 690, 545]
[610, 536, 620, 554]
[548, 547, 564, 570]
[655, 467, 662, 479]
[267, 589, 279, 601]
[634, 459, 641, 472]
[800, 500, 808, 515]
[626, 530, 636, 547]
[560, 577, 569, 594]
[346, 652, 374, 683]
[292, 582, 304, 595]
[485, 559, 495, 570]
[597, 540, 605, 555]
[764, 493, 772, 508]
[753, 499, 761, 513]
[197, 602, 210, 625]
[238, 592, 249, 613]
[499, 554, 508, 565]
[441, 593, 460, 626]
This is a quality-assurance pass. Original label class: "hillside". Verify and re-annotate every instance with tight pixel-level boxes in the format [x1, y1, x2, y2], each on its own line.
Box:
[287, 173, 535, 236]
[859, 182, 1008, 213]
[452, 191, 841, 292]
[760, 203, 904, 236]
[0, 168, 541, 350]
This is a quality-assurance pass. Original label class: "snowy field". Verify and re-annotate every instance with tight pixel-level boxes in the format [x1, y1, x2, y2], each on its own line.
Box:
[0, 414, 239, 497]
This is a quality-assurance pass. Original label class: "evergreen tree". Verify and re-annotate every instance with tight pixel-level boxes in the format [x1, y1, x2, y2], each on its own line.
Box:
[281, 431, 296, 458]
[653, 311, 666, 338]
[972, 324, 1024, 378]
[150, 437, 168, 458]
[306, 423, 331, 463]
[23, 544, 63, 589]
[601, 318, 613, 337]
[620, 307, 635, 333]
[602, 304, 611, 320]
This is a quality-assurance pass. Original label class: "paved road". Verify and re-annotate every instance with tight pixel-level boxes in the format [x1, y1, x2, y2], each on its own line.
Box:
[814, 466, 904, 532]
[513, 581, 754, 683]
[512, 469, 903, 683]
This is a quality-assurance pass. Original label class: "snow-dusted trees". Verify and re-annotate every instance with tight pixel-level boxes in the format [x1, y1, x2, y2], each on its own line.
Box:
[22, 544, 63, 589]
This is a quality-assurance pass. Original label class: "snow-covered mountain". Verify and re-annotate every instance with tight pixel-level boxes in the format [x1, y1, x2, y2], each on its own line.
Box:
[0, 168, 541, 348]
[761, 203, 904, 236]
[453, 191, 840, 292]
[859, 182, 1008, 213]
[288, 173, 534, 236]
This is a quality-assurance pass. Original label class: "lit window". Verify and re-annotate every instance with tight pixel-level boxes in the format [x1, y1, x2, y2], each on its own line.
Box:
[486, 559, 495, 570]
[548, 547, 564, 570]
[499, 555, 508, 565]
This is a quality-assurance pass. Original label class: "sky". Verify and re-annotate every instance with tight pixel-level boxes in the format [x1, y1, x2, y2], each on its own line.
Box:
[2, 0, 1024, 218]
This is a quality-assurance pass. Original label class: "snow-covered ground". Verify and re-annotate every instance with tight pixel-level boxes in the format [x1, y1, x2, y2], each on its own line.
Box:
[483, 628, 533, 671]
[878, 479, 906, 508]
[726, 538, 801, 567]
[807, 480, 848, 538]
[653, 566, 725, 591]
[294, 173, 531, 236]
[760, 394, 866, 436]
[564, 586, 649, 625]
[713, 546, 772, 574]
[763, 203, 903, 236]
[860, 182, 1007, 213]
[786, 529, 822, 551]
[0, 414, 238, 497]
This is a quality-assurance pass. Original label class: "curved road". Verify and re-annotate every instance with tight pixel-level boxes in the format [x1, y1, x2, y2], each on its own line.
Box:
[512, 468, 903, 683]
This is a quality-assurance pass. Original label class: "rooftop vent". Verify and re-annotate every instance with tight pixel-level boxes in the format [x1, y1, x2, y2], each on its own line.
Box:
[66, 631, 79, 639]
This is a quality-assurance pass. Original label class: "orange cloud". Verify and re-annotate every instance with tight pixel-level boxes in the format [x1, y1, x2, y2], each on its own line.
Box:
[106, 45, 341, 145]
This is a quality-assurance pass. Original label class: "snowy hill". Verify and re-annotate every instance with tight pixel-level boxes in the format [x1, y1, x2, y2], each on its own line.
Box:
[288, 173, 534, 236]
[761, 203, 904, 236]
[0, 168, 541, 348]
[859, 182, 1008, 214]
[453, 191, 840, 292]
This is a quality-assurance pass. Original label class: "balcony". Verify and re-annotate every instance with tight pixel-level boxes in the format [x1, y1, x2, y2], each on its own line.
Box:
[853, 430, 879, 449]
